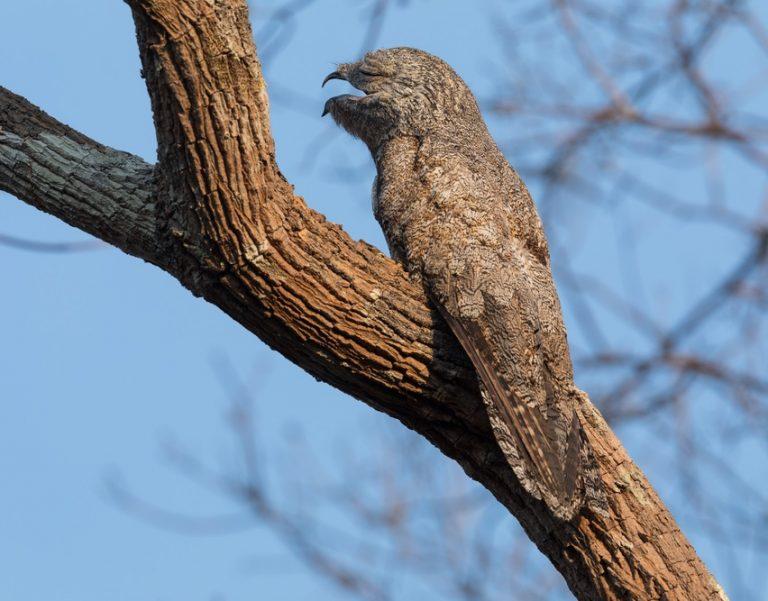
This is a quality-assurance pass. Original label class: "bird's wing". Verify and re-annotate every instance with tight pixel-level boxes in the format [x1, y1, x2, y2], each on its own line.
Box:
[430, 240, 584, 520]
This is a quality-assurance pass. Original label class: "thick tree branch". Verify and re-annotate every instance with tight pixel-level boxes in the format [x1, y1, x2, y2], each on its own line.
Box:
[0, 87, 158, 262]
[0, 1, 727, 599]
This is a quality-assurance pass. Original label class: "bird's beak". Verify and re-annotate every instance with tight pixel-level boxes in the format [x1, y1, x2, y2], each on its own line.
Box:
[321, 97, 335, 117]
[322, 65, 353, 117]
[322, 69, 346, 88]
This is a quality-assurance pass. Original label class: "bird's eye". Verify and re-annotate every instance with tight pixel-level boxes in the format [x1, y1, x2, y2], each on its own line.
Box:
[358, 69, 381, 78]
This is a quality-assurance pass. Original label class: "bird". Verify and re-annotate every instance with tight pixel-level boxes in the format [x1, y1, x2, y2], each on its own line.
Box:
[322, 47, 598, 521]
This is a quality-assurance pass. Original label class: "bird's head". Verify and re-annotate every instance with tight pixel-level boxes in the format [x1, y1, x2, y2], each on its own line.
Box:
[322, 47, 480, 153]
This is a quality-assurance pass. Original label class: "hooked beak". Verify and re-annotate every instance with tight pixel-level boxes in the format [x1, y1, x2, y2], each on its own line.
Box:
[322, 69, 347, 87]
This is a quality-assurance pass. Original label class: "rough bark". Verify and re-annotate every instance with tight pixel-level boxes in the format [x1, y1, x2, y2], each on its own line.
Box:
[0, 88, 157, 261]
[0, 1, 727, 599]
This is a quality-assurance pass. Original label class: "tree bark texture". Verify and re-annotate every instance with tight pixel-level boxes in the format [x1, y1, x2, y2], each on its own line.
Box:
[0, 1, 727, 599]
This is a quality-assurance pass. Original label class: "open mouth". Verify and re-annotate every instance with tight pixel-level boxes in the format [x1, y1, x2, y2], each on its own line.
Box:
[321, 68, 380, 116]
[322, 73, 367, 116]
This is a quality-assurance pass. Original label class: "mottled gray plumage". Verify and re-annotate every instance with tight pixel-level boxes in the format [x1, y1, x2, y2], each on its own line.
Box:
[323, 47, 600, 520]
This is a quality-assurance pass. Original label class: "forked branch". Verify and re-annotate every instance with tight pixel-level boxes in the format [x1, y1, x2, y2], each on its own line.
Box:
[0, 1, 726, 599]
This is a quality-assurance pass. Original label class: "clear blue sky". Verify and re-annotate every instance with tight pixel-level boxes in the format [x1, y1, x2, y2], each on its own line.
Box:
[1, 1, 765, 600]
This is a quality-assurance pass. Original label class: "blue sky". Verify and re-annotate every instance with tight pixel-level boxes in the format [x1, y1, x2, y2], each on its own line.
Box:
[1, 1, 766, 600]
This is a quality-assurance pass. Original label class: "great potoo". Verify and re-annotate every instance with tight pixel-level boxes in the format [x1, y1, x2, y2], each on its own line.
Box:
[322, 47, 602, 521]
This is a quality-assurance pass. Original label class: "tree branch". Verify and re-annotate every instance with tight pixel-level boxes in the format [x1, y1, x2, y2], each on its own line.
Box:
[0, 1, 727, 599]
[0, 87, 158, 262]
